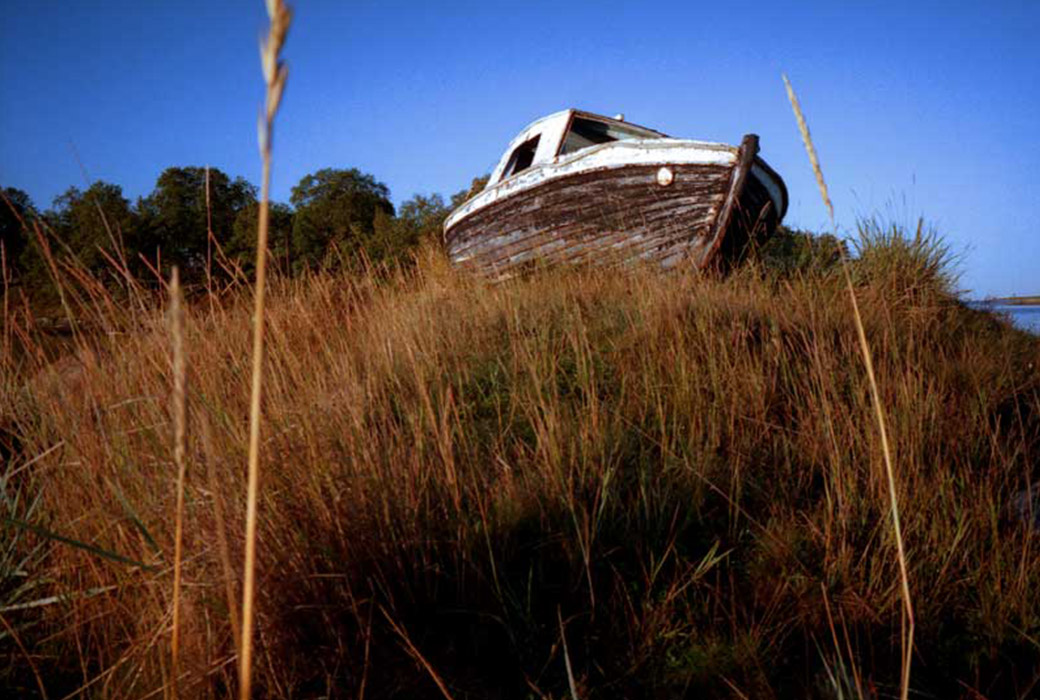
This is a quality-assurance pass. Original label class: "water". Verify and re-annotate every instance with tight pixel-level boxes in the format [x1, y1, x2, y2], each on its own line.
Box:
[1001, 306, 1040, 334]
[968, 303, 1040, 334]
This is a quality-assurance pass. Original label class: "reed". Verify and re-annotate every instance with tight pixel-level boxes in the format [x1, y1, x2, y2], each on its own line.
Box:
[2, 243, 9, 367]
[783, 72, 915, 700]
[169, 266, 187, 698]
[782, 74, 833, 222]
[240, 1, 291, 698]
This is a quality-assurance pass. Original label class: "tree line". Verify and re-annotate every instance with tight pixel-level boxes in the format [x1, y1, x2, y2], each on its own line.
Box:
[1, 164, 843, 304]
[0, 166, 489, 298]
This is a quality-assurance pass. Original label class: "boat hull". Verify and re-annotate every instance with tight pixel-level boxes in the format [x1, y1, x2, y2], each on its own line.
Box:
[445, 138, 784, 277]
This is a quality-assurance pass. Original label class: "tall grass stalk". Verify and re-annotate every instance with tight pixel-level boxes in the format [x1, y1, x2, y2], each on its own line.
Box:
[783, 73, 915, 700]
[240, 2, 291, 698]
[205, 166, 215, 316]
[2, 242, 9, 366]
[169, 266, 187, 698]
[559, 607, 581, 700]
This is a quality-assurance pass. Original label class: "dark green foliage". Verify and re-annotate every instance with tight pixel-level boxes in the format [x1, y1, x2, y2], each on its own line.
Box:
[14, 182, 138, 301]
[373, 174, 489, 266]
[450, 174, 490, 209]
[137, 167, 257, 281]
[367, 205, 408, 266]
[0, 188, 35, 279]
[289, 167, 395, 270]
[44, 182, 137, 276]
[397, 193, 450, 242]
[4, 166, 488, 294]
[227, 202, 294, 274]
[756, 225, 844, 277]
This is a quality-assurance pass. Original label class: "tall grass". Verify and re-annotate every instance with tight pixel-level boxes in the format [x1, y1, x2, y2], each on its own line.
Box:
[240, 2, 291, 698]
[1, 232, 1038, 697]
[783, 73, 914, 700]
[169, 266, 187, 697]
[853, 217, 958, 300]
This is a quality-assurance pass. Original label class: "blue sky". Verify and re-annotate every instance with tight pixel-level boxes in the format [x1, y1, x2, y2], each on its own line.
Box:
[1, 1, 1037, 296]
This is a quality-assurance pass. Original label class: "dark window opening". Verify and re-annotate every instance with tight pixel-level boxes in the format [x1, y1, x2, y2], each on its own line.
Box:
[560, 116, 648, 156]
[503, 135, 540, 178]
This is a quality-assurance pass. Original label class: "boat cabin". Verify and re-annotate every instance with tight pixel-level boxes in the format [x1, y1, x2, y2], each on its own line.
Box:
[487, 109, 667, 187]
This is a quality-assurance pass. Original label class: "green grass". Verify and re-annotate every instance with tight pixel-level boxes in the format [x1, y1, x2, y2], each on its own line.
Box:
[1, 224, 1039, 698]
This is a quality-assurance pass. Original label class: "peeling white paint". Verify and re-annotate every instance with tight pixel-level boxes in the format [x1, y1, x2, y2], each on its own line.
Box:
[444, 109, 789, 276]
[445, 140, 738, 232]
[487, 111, 571, 185]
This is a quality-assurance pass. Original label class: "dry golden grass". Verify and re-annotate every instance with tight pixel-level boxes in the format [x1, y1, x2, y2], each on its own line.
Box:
[169, 266, 188, 697]
[1, 239, 1038, 697]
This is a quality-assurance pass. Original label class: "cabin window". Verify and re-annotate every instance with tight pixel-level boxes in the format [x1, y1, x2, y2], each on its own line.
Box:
[559, 117, 647, 155]
[502, 135, 540, 178]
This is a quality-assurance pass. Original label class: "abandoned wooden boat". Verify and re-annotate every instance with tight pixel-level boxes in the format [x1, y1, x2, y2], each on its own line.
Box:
[443, 109, 788, 277]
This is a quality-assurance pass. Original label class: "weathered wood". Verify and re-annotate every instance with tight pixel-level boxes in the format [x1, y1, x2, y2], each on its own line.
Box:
[446, 163, 736, 277]
[713, 160, 785, 269]
[444, 115, 787, 278]
[701, 134, 759, 268]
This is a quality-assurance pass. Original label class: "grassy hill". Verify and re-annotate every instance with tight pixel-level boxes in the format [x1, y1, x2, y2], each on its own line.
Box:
[2, 232, 1039, 698]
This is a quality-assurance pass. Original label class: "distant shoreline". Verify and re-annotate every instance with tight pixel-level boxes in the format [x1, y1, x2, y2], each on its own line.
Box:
[980, 295, 1040, 307]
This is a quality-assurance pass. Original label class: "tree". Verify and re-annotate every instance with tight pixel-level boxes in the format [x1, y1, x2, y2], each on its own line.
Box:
[227, 201, 294, 274]
[39, 182, 137, 277]
[372, 190, 467, 266]
[450, 174, 490, 210]
[138, 167, 256, 281]
[398, 194, 449, 239]
[289, 168, 394, 270]
[0, 188, 35, 280]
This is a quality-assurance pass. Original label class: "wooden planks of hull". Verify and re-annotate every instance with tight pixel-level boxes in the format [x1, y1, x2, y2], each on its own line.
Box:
[445, 132, 785, 278]
[446, 163, 733, 277]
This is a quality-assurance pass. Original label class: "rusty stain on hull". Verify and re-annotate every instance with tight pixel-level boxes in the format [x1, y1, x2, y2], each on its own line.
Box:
[444, 110, 787, 278]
